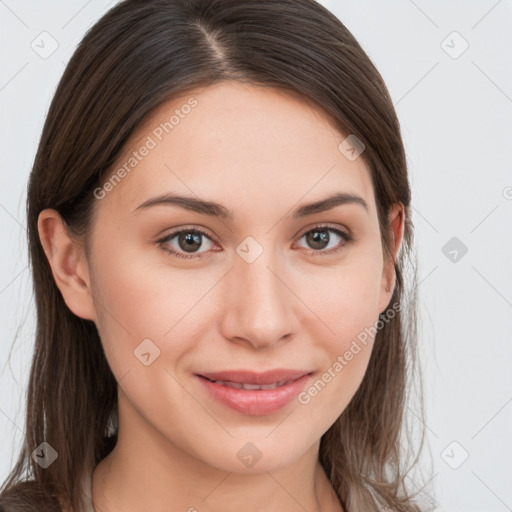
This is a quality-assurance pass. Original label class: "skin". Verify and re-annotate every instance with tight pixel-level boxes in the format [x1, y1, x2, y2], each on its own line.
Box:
[39, 80, 404, 512]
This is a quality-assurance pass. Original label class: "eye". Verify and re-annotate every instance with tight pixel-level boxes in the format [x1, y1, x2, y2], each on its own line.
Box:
[157, 227, 218, 260]
[157, 223, 353, 260]
[295, 224, 353, 255]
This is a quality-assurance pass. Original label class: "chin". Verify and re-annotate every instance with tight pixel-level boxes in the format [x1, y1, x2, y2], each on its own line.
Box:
[197, 436, 312, 475]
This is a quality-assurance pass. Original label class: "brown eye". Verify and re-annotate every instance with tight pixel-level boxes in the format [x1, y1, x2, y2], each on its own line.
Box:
[304, 229, 330, 250]
[296, 225, 353, 255]
[177, 232, 203, 252]
[158, 228, 216, 259]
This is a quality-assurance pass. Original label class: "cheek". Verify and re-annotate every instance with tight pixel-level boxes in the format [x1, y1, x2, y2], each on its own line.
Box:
[296, 251, 384, 409]
[300, 251, 384, 344]
[88, 237, 214, 377]
[88, 251, 203, 437]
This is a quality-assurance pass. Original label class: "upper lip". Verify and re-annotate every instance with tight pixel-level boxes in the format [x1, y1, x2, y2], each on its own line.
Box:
[197, 369, 312, 385]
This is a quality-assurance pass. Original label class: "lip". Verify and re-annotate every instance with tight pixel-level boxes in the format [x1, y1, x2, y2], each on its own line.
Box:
[195, 369, 313, 416]
[198, 369, 311, 385]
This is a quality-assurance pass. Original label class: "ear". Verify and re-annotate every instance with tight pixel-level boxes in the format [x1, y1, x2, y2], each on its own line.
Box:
[37, 209, 96, 321]
[378, 202, 405, 314]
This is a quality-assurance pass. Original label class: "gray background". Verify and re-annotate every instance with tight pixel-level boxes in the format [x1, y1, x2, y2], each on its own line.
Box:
[1, 1, 511, 510]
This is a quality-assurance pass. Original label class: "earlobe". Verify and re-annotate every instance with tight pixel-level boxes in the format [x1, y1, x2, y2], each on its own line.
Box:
[37, 209, 96, 321]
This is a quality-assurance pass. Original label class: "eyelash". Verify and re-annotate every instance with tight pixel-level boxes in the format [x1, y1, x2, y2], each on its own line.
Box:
[157, 224, 354, 260]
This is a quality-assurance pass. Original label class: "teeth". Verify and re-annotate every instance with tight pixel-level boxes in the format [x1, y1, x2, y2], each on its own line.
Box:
[212, 379, 289, 390]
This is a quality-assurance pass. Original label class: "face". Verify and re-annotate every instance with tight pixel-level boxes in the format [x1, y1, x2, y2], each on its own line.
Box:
[74, 81, 400, 473]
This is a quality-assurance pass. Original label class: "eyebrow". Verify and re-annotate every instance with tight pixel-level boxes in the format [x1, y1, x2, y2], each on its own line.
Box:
[132, 192, 368, 219]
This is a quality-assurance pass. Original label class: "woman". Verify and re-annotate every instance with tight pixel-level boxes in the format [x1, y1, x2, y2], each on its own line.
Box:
[0, 0, 431, 510]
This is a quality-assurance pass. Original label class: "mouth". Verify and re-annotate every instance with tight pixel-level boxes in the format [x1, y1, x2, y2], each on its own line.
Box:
[194, 369, 313, 416]
[197, 368, 311, 385]
[200, 377, 296, 390]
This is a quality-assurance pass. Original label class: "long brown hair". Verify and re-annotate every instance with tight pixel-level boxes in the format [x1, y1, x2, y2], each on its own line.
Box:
[1, 0, 432, 510]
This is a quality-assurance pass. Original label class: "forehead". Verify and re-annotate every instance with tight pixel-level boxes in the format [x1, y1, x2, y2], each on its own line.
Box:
[99, 81, 375, 218]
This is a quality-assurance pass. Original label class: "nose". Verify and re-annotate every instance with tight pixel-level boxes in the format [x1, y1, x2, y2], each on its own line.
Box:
[219, 250, 298, 350]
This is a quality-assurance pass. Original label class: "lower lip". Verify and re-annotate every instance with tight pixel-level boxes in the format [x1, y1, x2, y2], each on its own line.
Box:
[195, 374, 312, 416]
